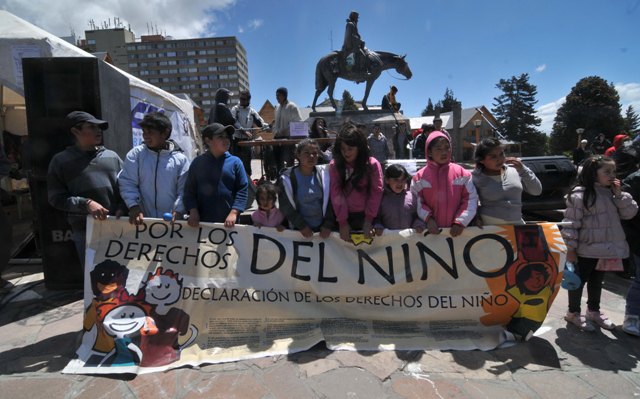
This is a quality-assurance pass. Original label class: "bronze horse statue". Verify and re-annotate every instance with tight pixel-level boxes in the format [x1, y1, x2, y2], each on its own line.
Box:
[312, 50, 412, 112]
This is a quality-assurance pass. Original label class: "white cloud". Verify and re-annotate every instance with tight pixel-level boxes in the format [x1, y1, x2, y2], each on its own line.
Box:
[238, 25, 244, 33]
[535, 64, 546, 73]
[536, 96, 565, 134]
[615, 82, 640, 112]
[247, 19, 263, 30]
[0, 0, 237, 39]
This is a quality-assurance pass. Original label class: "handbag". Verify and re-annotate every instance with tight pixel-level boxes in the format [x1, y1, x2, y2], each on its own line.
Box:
[595, 258, 624, 272]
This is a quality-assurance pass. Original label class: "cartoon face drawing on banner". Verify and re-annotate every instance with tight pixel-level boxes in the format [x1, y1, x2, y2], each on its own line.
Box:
[138, 268, 198, 368]
[144, 267, 182, 312]
[98, 303, 157, 367]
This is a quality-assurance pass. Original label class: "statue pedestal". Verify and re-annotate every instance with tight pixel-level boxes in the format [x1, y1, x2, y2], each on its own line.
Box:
[307, 108, 411, 159]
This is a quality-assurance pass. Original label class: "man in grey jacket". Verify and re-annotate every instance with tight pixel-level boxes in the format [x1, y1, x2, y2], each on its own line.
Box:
[118, 112, 190, 224]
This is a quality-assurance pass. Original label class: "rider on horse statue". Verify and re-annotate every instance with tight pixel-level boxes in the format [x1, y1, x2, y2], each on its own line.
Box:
[342, 11, 370, 77]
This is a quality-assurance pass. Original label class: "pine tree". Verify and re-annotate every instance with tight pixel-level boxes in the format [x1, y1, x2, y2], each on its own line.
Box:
[421, 99, 435, 116]
[342, 90, 358, 111]
[491, 74, 547, 156]
[549, 76, 624, 154]
[435, 88, 460, 114]
[624, 105, 639, 135]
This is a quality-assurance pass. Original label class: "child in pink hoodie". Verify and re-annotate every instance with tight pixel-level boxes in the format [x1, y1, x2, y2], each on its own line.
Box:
[410, 131, 478, 237]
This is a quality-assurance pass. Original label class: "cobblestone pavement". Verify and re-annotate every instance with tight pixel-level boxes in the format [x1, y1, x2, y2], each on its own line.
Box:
[0, 263, 638, 399]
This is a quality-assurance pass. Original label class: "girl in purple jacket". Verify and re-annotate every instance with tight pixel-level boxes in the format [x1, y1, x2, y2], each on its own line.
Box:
[562, 156, 638, 331]
[374, 164, 425, 235]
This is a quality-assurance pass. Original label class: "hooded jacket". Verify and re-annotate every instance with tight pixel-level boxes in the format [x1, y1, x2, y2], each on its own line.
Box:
[604, 134, 629, 157]
[561, 184, 638, 258]
[410, 131, 478, 227]
[118, 140, 190, 218]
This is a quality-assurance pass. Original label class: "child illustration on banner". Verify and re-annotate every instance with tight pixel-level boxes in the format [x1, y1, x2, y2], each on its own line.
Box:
[96, 293, 156, 367]
[83, 260, 130, 354]
[478, 224, 563, 340]
[138, 268, 197, 367]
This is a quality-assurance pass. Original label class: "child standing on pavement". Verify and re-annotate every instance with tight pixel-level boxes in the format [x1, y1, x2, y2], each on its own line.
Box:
[562, 155, 638, 331]
[251, 183, 285, 231]
[329, 122, 384, 243]
[374, 164, 425, 235]
[410, 131, 477, 237]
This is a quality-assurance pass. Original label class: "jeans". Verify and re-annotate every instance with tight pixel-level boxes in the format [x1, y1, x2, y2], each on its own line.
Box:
[625, 254, 640, 316]
[568, 256, 605, 313]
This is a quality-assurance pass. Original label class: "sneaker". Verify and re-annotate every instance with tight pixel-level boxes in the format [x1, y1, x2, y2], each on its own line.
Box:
[586, 310, 615, 330]
[622, 315, 640, 337]
[565, 311, 595, 332]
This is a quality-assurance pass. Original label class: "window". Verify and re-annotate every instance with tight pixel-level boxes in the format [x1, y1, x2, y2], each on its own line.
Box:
[167, 51, 176, 57]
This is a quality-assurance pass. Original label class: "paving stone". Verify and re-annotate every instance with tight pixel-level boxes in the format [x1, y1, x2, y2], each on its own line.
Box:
[72, 376, 133, 398]
[327, 350, 404, 380]
[390, 375, 447, 399]
[128, 371, 179, 398]
[414, 351, 512, 380]
[262, 363, 315, 398]
[575, 369, 640, 397]
[305, 367, 386, 398]
[0, 377, 77, 399]
[185, 372, 269, 399]
[298, 358, 342, 377]
[461, 380, 533, 399]
[518, 372, 595, 398]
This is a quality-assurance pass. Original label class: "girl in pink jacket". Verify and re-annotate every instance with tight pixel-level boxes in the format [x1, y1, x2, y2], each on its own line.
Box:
[329, 123, 383, 243]
[410, 131, 477, 237]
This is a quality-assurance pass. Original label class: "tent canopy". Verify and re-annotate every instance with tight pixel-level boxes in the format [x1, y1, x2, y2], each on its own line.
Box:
[0, 10, 201, 158]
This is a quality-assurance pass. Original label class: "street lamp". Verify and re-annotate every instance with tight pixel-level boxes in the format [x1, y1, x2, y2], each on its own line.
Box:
[473, 119, 482, 144]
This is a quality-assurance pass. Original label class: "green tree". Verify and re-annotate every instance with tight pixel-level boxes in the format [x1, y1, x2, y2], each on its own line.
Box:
[341, 90, 358, 111]
[549, 76, 624, 154]
[421, 98, 435, 116]
[491, 73, 547, 156]
[434, 88, 460, 114]
[624, 105, 639, 135]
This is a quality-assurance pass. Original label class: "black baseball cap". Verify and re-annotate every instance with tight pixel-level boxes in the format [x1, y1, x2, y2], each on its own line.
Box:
[202, 123, 234, 139]
[66, 111, 108, 130]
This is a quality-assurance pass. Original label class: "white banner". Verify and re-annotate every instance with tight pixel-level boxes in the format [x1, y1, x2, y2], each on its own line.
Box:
[63, 218, 566, 375]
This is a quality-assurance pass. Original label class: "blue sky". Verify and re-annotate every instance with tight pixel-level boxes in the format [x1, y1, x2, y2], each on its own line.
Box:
[2, 0, 639, 133]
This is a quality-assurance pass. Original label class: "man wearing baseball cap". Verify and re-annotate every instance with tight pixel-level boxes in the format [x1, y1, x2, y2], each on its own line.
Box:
[47, 111, 125, 266]
[184, 123, 248, 228]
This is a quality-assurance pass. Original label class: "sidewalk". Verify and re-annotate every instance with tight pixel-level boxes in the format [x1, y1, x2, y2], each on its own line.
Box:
[0, 261, 638, 398]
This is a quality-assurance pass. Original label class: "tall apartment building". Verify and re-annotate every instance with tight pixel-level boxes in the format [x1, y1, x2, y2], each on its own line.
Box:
[84, 28, 135, 71]
[125, 35, 250, 110]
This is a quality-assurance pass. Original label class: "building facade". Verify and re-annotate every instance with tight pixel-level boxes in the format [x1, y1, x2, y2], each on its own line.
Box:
[84, 28, 135, 71]
[125, 35, 249, 110]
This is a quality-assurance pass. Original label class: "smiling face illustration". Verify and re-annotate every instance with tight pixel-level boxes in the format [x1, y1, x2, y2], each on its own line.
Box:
[102, 304, 147, 338]
[145, 273, 181, 307]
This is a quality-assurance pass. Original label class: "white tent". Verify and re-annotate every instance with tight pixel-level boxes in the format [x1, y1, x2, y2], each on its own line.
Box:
[0, 10, 201, 159]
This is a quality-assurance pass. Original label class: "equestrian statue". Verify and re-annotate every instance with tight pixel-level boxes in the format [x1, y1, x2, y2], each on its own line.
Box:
[312, 11, 412, 112]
